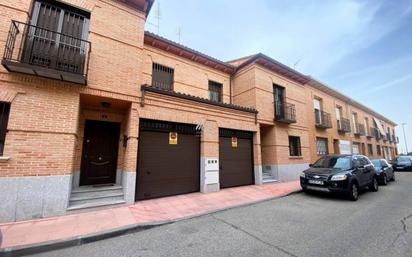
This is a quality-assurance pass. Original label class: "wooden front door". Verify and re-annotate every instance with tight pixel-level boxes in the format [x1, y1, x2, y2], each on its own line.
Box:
[80, 120, 120, 186]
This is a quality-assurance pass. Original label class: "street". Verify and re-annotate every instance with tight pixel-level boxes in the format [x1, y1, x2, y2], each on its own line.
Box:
[33, 173, 412, 257]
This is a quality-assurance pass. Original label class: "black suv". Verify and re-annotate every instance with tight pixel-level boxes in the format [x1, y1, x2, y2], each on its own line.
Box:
[392, 156, 412, 171]
[300, 155, 379, 201]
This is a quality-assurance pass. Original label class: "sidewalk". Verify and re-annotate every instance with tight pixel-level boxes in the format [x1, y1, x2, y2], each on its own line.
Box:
[0, 180, 301, 253]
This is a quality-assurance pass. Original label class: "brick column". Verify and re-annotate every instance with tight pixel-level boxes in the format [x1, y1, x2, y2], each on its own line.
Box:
[122, 102, 139, 204]
[200, 120, 219, 193]
[253, 128, 263, 185]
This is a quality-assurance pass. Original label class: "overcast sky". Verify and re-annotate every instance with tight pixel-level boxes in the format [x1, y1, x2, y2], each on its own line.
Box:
[146, 0, 412, 154]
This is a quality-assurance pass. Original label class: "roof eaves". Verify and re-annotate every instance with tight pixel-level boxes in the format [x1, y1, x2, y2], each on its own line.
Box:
[144, 31, 236, 73]
[234, 53, 310, 85]
[308, 78, 397, 126]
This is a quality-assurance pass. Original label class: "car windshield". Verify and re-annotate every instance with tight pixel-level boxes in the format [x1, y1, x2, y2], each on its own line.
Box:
[398, 156, 411, 162]
[312, 156, 351, 170]
[371, 160, 382, 167]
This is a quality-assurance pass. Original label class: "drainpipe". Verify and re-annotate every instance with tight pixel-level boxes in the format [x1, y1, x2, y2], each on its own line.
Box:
[229, 74, 233, 104]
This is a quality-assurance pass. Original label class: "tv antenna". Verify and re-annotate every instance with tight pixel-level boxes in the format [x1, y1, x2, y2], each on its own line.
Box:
[176, 27, 182, 43]
[293, 58, 302, 69]
[153, 2, 161, 34]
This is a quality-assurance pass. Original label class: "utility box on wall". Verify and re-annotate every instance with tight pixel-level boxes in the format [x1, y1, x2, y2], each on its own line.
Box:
[204, 158, 219, 185]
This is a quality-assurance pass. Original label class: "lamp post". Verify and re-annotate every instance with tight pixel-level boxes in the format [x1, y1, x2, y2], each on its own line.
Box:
[401, 123, 409, 154]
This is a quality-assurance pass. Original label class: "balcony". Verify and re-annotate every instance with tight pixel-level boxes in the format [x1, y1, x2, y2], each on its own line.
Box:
[371, 127, 381, 141]
[2, 20, 91, 85]
[337, 118, 351, 133]
[274, 101, 296, 123]
[366, 128, 374, 139]
[314, 110, 332, 129]
[354, 123, 366, 136]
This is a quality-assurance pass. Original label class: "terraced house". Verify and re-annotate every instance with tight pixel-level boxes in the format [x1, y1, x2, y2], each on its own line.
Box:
[0, 0, 397, 222]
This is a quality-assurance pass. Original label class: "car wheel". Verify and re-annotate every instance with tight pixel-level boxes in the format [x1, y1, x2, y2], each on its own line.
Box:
[348, 183, 359, 201]
[382, 174, 388, 186]
[370, 177, 379, 192]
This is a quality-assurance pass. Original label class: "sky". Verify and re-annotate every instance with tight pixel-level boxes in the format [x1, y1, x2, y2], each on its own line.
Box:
[146, 0, 412, 154]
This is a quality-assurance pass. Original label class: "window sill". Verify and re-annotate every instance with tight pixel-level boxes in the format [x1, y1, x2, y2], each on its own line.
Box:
[0, 156, 11, 162]
[289, 156, 303, 159]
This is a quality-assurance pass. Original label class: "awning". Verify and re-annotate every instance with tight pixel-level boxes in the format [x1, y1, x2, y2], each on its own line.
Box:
[373, 117, 386, 135]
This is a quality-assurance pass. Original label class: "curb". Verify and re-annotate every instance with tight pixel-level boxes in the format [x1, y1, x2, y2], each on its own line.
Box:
[0, 188, 302, 257]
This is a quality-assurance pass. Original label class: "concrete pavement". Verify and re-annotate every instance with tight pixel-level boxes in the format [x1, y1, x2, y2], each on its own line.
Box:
[0, 180, 300, 255]
[30, 172, 412, 257]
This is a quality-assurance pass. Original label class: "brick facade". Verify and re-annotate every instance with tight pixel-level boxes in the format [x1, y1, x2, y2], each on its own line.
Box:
[0, 0, 397, 222]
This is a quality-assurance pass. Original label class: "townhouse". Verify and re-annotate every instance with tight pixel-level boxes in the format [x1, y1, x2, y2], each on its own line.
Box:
[0, 0, 397, 222]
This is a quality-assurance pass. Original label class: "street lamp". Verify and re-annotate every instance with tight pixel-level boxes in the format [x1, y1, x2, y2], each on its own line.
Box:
[401, 123, 409, 154]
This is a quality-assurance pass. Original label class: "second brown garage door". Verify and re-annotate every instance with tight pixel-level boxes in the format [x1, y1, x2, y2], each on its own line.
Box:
[219, 128, 254, 188]
[136, 119, 200, 200]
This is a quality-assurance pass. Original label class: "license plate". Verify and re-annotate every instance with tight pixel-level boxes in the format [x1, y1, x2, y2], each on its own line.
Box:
[308, 180, 324, 185]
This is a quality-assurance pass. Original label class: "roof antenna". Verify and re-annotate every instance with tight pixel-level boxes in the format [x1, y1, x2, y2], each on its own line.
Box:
[293, 58, 302, 69]
[154, 2, 161, 34]
[176, 26, 182, 43]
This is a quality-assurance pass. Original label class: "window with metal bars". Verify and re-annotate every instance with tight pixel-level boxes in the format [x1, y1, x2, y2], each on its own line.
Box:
[23, 0, 90, 73]
[152, 63, 174, 90]
[289, 136, 301, 156]
[208, 80, 222, 103]
[368, 144, 373, 156]
[316, 137, 328, 155]
[0, 103, 11, 156]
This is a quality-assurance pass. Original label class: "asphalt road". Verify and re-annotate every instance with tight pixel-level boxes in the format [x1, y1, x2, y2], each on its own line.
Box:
[32, 172, 412, 257]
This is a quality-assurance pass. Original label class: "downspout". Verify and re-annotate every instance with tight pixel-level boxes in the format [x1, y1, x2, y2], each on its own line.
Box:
[229, 73, 233, 104]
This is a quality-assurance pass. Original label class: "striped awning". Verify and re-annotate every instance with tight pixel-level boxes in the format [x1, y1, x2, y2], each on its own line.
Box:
[373, 117, 386, 135]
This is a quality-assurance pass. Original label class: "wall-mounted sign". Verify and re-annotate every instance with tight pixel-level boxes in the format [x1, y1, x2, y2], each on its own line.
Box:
[231, 136, 238, 148]
[169, 132, 178, 145]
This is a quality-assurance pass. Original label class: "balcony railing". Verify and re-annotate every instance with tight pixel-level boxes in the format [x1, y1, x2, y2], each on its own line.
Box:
[354, 123, 366, 136]
[315, 110, 332, 129]
[371, 127, 381, 141]
[274, 100, 296, 123]
[2, 20, 91, 85]
[366, 128, 374, 138]
[337, 118, 351, 133]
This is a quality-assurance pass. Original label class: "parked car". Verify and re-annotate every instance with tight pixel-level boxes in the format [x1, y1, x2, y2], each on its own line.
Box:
[392, 156, 412, 171]
[371, 159, 395, 185]
[300, 154, 379, 201]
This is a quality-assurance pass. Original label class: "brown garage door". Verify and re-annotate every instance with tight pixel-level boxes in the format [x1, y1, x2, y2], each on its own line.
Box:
[136, 119, 200, 200]
[219, 128, 254, 188]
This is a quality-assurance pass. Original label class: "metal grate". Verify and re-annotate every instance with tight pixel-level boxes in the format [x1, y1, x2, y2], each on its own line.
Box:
[208, 80, 222, 103]
[316, 137, 328, 155]
[152, 63, 174, 90]
[0, 102, 11, 156]
[289, 136, 301, 156]
[219, 128, 253, 139]
[140, 119, 198, 135]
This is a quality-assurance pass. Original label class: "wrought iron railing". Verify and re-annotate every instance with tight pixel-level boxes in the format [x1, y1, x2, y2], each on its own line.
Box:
[314, 110, 332, 129]
[354, 123, 366, 136]
[371, 128, 381, 141]
[274, 100, 296, 123]
[2, 20, 91, 78]
[337, 118, 351, 133]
